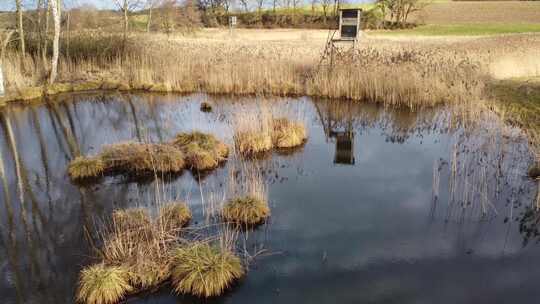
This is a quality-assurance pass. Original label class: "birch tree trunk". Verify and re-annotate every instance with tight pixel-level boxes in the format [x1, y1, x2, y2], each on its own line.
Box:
[147, 2, 153, 32]
[48, 0, 60, 84]
[1, 31, 15, 96]
[42, 0, 51, 68]
[123, 1, 129, 41]
[16, 0, 25, 55]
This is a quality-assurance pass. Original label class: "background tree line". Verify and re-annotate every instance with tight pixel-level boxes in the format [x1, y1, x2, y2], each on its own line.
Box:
[0, 0, 423, 86]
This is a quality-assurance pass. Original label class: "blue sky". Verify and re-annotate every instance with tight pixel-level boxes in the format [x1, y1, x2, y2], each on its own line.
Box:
[1, 0, 375, 12]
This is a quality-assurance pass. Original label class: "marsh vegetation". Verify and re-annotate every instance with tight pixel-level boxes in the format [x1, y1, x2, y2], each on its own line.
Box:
[0, 2, 539, 303]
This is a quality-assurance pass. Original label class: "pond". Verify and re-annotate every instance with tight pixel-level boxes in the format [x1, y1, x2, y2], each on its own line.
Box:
[0, 92, 538, 304]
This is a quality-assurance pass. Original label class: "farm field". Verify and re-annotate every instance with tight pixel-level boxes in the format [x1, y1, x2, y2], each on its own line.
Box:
[411, 1, 540, 24]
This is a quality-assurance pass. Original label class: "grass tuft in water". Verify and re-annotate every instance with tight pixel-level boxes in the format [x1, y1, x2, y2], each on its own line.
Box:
[234, 131, 273, 155]
[112, 208, 152, 233]
[100, 142, 185, 175]
[171, 243, 244, 298]
[157, 202, 192, 231]
[171, 132, 229, 171]
[68, 156, 105, 180]
[126, 259, 172, 290]
[222, 196, 270, 226]
[77, 264, 133, 304]
[272, 118, 307, 149]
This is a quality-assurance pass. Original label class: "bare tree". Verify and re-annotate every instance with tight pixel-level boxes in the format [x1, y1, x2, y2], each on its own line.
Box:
[114, 0, 142, 40]
[321, 0, 330, 20]
[157, 0, 178, 35]
[238, 0, 249, 12]
[376, 0, 426, 28]
[223, 0, 234, 12]
[256, 0, 265, 13]
[311, 0, 318, 13]
[49, 0, 60, 84]
[146, 0, 157, 32]
[15, 0, 25, 55]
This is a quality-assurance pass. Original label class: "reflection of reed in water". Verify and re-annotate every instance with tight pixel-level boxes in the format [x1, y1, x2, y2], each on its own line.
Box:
[430, 109, 535, 223]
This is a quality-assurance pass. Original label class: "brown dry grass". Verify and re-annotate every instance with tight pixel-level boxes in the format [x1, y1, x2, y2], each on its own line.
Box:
[96, 204, 191, 294]
[233, 105, 274, 155]
[272, 118, 307, 148]
[100, 142, 185, 175]
[170, 243, 244, 298]
[222, 196, 270, 226]
[77, 264, 133, 304]
[3, 31, 540, 110]
[0, 30, 506, 108]
[171, 132, 229, 171]
[157, 202, 192, 232]
[68, 156, 105, 180]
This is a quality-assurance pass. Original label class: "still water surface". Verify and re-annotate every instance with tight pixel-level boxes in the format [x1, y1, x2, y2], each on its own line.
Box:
[0, 92, 538, 304]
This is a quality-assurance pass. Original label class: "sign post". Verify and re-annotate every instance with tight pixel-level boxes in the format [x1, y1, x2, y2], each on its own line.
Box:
[229, 16, 237, 36]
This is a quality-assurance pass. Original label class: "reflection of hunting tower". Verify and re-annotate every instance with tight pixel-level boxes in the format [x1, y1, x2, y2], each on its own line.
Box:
[334, 131, 355, 165]
[314, 100, 356, 165]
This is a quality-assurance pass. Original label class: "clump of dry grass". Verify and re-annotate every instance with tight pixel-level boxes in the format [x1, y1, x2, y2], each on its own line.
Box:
[224, 159, 270, 227]
[171, 132, 229, 171]
[170, 243, 244, 298]
[95, 202, 194, 295]
[233, 107, 273, 155]
[68, 156, 105, 180]
[234, 131, 273, 155]
[222, 196, 270, 226]
[272, 118, 307, 148]
[158, 202, 192, 231]
[126, 258, 172, 290]
[76, 264, 133, 304]
[100, 142, 185, 175]
[111, 208, 152, 233]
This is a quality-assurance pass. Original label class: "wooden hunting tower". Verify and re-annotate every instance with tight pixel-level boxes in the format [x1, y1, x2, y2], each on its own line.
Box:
[338, 8, 362, 41]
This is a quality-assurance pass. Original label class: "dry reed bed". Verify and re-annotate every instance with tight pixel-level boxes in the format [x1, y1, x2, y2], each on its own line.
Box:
[3, 32, 522, 108]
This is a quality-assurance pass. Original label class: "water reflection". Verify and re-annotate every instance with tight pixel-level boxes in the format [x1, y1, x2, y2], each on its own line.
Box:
[0, 92, 537, 304]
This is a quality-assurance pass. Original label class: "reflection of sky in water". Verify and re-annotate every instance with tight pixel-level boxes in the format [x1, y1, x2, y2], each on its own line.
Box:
[0, 92, 537, 304]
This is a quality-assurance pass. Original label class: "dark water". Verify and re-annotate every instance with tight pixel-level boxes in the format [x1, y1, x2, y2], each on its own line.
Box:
[0, 92, 538, 304]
